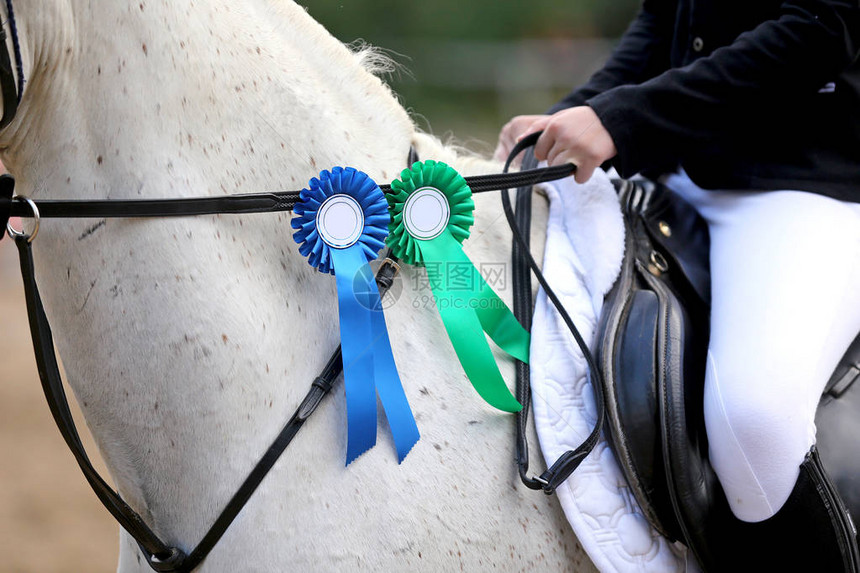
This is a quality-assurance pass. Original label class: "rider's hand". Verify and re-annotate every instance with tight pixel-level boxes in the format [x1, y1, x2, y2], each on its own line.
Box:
[519, 106, 617, 184]
[493, 114, 548, 165]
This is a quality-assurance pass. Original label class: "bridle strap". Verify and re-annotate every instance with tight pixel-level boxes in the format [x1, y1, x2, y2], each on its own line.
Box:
[0, 174, 11, 233]
[13, 228, 401, 572]
[178, 258, 402, 572]
[6, 147, 416, 572]
[504, 133, 606, 494]
[7, 166, 576, 219]
[6, 139, 588, 569]
[15, 236, 177, 562]
[0, 0, 22, 129]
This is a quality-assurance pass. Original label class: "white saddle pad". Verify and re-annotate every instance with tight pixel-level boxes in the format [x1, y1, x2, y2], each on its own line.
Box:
[530, 170, 696, 573]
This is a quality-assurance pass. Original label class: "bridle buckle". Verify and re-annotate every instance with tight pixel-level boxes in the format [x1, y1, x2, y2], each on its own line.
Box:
[379, 256, 401, 277]
[374, 256, 401, 296]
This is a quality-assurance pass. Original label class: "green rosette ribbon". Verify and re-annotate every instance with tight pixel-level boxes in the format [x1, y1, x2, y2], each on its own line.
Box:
[385, 160, 529, 413]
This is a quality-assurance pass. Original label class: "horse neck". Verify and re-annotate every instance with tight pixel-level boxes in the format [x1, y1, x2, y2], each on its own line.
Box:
[1, 0, 525, 555]
[3, 0, 421, 540]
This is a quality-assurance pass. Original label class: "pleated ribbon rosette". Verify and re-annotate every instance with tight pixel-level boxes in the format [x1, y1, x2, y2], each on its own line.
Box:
[292, 167, 419, 465]
[385, 160, 530, 413]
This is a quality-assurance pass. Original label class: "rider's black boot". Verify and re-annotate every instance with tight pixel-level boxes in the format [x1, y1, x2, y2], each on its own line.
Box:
[723, 447, 860, 572]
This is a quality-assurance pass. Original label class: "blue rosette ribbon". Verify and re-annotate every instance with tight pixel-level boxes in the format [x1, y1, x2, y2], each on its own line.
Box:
[292, 167, 419, 465]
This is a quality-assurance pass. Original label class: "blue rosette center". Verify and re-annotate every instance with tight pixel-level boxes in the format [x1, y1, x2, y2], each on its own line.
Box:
[315, 194, 365, 248]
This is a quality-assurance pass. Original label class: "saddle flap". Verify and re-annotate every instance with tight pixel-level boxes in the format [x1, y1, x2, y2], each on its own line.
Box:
[612, 285, 685, 540]
[600, 179, 732, 569]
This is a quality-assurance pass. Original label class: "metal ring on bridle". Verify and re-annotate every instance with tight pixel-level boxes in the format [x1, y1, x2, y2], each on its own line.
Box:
[6, 195, 40, 242]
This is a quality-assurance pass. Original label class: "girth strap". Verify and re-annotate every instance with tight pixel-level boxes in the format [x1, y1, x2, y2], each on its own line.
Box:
[13, 232, 401, 572]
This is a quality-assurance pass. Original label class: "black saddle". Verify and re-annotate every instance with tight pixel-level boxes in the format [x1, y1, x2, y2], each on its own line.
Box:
[596, 177, 860, 570]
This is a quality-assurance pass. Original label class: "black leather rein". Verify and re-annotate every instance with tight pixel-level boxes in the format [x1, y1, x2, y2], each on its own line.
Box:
[3, 143, 610, 572]
[503, 134, 606, 494]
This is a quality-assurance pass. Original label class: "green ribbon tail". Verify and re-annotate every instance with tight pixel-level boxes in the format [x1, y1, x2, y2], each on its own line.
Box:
[474, 272, 530, 364]
[420, 231, 522, 413]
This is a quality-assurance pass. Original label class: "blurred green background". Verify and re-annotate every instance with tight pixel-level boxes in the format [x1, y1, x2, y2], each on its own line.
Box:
[298, 1, 639, 151]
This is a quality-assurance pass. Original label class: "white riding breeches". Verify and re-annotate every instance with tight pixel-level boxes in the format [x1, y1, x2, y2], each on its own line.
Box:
[662, 170, 860, 523]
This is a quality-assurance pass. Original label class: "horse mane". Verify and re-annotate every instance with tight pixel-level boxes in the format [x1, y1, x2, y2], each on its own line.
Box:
[346, 37, 501, 175]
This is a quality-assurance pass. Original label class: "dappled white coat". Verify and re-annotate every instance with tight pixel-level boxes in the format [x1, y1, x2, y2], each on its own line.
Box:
[0, 1, 595, 571]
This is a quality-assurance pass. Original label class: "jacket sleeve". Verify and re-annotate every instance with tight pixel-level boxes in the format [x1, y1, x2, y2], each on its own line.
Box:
[588, 0, 860, 177]
[548, 0, 676, 113]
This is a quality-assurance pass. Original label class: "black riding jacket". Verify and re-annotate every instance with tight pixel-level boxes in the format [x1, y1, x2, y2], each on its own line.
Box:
[551, 0, 860, 202]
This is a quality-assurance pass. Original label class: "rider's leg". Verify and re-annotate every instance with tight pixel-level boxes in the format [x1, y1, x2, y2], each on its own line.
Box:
[663, 170, 860, 569]
[663, 170, 860, 520]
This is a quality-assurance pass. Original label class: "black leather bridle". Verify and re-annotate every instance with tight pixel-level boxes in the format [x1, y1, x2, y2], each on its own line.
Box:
[2, 139, 605, 571]
[0, 0, 23, 129]
[0, 1, 605, 567]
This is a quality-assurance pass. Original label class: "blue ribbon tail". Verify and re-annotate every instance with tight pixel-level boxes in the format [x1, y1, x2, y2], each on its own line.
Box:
[331, 248, 377, 465]
[364, 277, 420, 463]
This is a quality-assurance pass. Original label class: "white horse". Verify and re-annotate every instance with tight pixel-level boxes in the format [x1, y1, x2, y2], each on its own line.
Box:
[1, 1, 598, 571]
